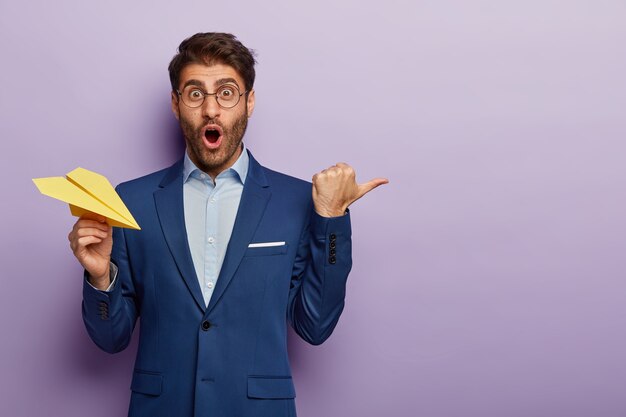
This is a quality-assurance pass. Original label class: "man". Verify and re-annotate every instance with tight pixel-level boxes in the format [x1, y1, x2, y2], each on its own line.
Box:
[69, 33, 387, 417]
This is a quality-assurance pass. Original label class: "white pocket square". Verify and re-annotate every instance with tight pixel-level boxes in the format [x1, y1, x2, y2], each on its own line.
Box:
[248, 241, 286, 248]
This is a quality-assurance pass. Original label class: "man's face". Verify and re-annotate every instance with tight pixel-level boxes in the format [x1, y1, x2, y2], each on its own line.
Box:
[171, 63, 255, 178]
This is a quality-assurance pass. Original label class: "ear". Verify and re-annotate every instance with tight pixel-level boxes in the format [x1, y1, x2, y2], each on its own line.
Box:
[171, 91, 180, 120]
[246, 89, 255, 118]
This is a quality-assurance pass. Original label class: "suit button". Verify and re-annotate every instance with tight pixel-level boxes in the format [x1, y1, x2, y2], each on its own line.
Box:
[201, 320, 211, 331]
[330, 233, 336, 240]
[329, 241, 336, 249]
[330, 248, 336, 255]
[329, 256, 336, 264]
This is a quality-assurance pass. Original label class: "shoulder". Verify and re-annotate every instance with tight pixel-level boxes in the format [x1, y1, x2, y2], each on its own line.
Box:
[116, 160, 182, 196]
[262, 166, 311, 198]
[264, 166, 310, 188]
[249, 154, 313, 212]
[248, 150, 311, 198]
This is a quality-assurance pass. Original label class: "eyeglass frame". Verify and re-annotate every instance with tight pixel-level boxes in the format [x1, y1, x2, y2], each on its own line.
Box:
[175, 84, 248, 109]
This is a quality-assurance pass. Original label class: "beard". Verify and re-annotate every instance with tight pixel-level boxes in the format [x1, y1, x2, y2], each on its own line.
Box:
[179, 108, 249, 176]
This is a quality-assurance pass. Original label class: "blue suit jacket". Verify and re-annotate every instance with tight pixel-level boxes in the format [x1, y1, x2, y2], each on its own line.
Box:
[82, 151, 352, 417]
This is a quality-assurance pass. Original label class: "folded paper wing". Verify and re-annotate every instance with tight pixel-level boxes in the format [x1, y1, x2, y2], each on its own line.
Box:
[32, 167, 140, 230]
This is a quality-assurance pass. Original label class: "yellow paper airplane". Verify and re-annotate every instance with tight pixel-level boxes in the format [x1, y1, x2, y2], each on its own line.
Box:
[33, 167, 141, 230]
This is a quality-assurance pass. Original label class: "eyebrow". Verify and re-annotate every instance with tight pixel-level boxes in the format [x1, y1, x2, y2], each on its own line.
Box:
[181, 78, 241, 90]
[181, 79, 205, 90]
[214, 78, 241, 89]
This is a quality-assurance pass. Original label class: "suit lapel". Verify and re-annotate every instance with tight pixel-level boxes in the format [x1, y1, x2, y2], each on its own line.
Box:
[206, 152, 271, 314]
[153, 160, 206, 312]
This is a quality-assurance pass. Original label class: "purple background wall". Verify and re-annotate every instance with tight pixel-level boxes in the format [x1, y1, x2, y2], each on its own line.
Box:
[1, 1, 625, 416]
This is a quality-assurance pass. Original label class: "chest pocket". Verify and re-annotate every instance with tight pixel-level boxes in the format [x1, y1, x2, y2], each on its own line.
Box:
[244, 243, 288, 257]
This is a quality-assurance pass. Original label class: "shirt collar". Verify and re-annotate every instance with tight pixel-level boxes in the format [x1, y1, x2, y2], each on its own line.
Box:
[183, 143, 249, 185]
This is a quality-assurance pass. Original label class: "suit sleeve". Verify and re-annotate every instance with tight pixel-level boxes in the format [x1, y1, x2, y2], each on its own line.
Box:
[287, 208, 352, 345]
[82, 224, 139, 353]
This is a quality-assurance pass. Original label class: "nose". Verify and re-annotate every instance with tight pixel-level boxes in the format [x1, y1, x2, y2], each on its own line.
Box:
[201, 95, 221, 119]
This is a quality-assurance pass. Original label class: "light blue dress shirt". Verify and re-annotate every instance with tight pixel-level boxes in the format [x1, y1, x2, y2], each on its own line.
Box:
[183, 145, 249, 306]
[94, 146, 249, 300]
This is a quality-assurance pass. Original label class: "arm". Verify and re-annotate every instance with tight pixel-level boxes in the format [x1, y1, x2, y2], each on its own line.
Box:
[81, 225, 139, 353]
[69, 213, 139, 354]
[287, 209, 352, 345]
[287, 162, 387, 345]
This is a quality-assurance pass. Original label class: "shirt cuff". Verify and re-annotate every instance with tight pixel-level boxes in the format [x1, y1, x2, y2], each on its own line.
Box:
[86, 263, 118, 292]
[316, 208, 350, 219]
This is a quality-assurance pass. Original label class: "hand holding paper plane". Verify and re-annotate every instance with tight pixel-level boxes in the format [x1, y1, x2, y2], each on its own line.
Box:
[33, 167, 141, 230]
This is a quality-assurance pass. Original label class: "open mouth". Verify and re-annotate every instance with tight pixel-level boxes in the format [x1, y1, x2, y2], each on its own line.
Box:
[205, 129, 220, 143]
[203, 125, 223, 148]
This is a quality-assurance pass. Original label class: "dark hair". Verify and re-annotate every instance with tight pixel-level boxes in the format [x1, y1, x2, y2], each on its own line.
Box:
[168, 32, 256, 92]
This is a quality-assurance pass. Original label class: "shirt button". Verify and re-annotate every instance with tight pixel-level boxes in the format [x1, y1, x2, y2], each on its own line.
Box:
[207, 282, 214, 289]
[200, 173, 206, 180]
[207, 237, 215, 244]
[210, 198, 216, 203]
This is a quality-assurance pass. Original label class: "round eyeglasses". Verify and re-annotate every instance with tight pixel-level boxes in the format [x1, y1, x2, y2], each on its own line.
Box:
[177, 84, 246, 109]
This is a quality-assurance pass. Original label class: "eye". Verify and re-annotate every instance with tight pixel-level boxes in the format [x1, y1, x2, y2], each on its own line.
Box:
[187, 89, 204, 101]
[218, 86, 237, 100]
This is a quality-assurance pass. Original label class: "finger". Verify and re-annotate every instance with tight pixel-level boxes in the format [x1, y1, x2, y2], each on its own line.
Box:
[75, 219, 110, 232]
[357, 178, 389, 197]
[75, 236, 104, 250]
[71, 235, 104, 255]
[74, 227, 109, 240]
[335, 162, 350, 168]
